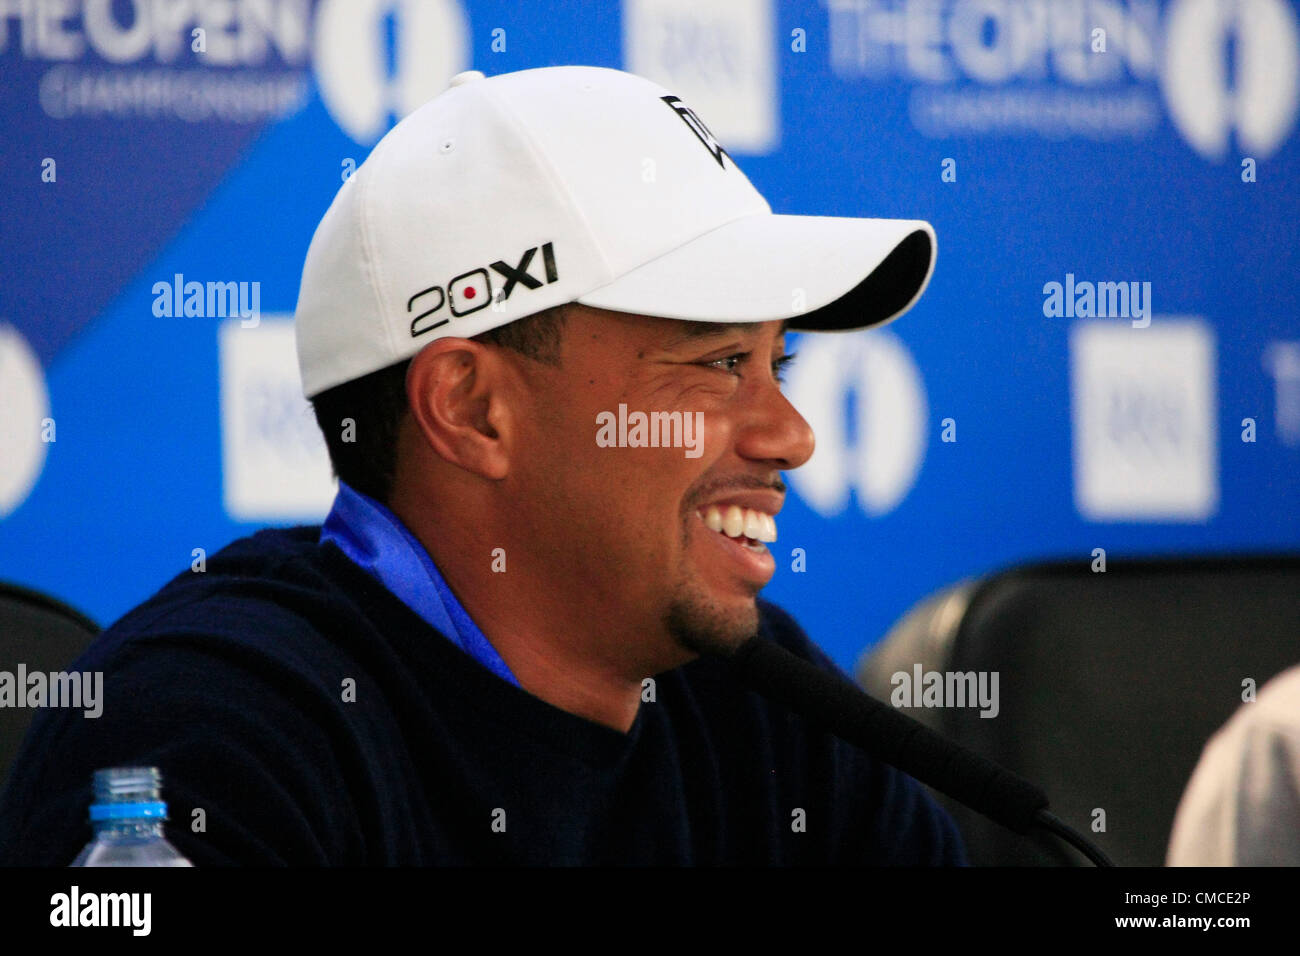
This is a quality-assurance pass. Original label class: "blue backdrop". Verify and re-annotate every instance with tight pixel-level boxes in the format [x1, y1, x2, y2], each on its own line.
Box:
[2, 0, 1297, 672]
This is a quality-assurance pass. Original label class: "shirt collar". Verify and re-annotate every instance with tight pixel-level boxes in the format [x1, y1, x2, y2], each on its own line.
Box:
[320, 481, 520, 688]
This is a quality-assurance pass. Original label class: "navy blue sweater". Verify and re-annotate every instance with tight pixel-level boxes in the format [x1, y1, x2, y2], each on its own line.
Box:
[0, 527, 966, 865]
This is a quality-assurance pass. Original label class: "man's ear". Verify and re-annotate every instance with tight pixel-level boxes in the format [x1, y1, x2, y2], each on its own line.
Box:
[405, 340, 513, 480]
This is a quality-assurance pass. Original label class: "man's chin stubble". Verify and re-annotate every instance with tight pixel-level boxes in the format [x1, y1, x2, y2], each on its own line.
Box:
[666, 519, 762, 659]
[663, 590, 760, 660]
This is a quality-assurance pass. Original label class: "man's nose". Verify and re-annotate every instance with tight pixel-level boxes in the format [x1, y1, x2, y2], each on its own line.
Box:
[735, 381, 815, 471]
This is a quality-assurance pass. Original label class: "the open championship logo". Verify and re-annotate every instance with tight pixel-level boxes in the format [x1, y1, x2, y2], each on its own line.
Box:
[0, 324, 49, 520]
[5, 0, 475, 134]
[313, 0, 470, 145]
[783, 329, 928, 518]
[826, 0, 1300, 160]
[1162, 0, 1300, 160]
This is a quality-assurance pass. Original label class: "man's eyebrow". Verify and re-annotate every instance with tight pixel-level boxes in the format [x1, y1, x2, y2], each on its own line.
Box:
[661, 319, 789, 349]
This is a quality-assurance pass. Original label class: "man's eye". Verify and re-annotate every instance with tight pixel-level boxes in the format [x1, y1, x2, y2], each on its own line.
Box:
[706, 353, 747, 374]
[702, 351, 798, 382]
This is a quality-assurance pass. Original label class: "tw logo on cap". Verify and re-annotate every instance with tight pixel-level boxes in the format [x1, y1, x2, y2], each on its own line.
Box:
[407, 241, 559, 337]
[661, 95, 731, 170]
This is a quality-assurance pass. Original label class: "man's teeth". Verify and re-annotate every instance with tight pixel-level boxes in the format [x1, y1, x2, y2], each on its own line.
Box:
[699, 505, 777, 543]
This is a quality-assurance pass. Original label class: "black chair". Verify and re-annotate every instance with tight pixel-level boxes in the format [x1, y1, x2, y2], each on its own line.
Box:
[857, 555, 1300, 866]
[0, 582, 100, 788]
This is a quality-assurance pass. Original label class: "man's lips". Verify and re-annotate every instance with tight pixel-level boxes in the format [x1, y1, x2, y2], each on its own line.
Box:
[693, 511, 777, 586]
[690, 500, 779, 587]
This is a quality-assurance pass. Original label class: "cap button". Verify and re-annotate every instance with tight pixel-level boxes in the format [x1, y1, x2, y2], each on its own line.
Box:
[448, 70, 485, 88]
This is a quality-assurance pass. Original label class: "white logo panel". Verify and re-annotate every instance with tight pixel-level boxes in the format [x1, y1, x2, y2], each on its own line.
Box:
[624, 0, 778, 152]
[1070, 318, 1218, 521]
[220, 317, 335, 521]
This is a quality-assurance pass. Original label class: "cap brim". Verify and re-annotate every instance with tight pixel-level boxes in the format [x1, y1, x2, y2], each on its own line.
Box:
[574, 214, 936, 332]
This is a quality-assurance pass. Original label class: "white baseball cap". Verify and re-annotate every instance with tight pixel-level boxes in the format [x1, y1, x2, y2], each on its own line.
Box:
[295, 64, 936, 399]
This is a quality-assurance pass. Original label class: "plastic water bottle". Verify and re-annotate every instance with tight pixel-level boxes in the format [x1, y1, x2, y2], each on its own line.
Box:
[70, 766, 193, 867]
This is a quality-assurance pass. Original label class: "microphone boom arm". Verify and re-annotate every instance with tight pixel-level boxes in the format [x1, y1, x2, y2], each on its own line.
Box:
[725, 635, 1114, 867]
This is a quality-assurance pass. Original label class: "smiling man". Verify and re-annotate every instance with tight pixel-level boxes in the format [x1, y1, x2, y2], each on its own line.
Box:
[0, 66, 965, 866]
[383, 307, 809, 735]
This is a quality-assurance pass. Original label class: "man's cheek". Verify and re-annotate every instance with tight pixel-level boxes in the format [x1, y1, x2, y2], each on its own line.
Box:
[691, 415, 727, 461]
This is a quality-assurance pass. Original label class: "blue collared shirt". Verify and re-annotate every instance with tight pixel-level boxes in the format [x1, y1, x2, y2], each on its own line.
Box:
[319, 481, 521, 688]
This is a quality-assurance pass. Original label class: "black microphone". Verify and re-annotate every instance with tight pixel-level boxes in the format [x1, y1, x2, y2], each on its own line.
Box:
[723, 634, 1113, 865]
